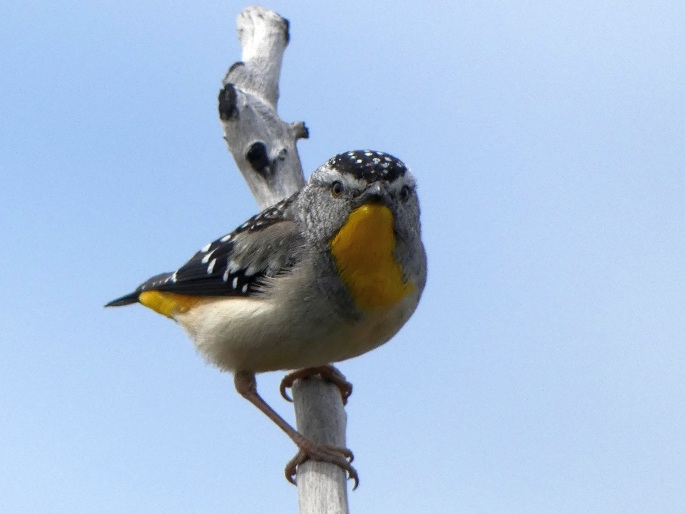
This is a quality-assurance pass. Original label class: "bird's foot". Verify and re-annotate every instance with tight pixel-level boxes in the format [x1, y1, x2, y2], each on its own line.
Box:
[285, 440, 359, 489]
[280, 365, 353, 405]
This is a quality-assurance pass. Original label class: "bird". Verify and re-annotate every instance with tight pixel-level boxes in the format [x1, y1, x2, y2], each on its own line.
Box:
[106, 150, 427, 488]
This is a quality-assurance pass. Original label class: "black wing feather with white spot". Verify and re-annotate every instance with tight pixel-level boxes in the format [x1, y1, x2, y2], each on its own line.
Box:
[107, 195, 301, 306]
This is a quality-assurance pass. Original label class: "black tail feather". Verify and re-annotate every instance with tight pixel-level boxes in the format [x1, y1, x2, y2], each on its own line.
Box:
[105, 292, 140, 307]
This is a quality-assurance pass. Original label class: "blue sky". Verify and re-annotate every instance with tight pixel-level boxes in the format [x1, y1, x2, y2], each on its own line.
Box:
[2, 1, 684, 512]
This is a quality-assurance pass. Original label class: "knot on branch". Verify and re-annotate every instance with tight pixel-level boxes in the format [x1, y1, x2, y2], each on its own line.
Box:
[289, 121, 309, 141]
[218, 83, 239, 121]
[246, 141, 270, 176]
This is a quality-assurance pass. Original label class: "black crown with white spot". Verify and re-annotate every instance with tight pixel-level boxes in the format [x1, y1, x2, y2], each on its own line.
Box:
[328, 150, 407, 183]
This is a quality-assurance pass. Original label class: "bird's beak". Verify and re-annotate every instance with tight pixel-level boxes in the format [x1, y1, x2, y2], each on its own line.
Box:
[359, 181, 390, 205]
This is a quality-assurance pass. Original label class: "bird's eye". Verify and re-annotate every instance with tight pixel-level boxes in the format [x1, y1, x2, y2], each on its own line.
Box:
[331, 181, 343, 197]
[399, 185, 411, 202]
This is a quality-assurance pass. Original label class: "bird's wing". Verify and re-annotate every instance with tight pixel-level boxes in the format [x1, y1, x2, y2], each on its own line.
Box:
[107, 195, 303, 305]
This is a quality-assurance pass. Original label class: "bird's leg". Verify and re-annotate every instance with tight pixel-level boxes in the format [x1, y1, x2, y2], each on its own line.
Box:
[234, 371, 359, 488]
[280, 365, 353, 405]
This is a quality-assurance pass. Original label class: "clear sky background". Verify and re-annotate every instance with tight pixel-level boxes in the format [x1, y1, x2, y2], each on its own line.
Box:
[2, 1, 684, 512]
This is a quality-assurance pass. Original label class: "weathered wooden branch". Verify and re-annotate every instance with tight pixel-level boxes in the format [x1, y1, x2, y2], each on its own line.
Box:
[293, 378, 350, 514]
[218, 5, 307, 210]
[219, 6, 350, 512]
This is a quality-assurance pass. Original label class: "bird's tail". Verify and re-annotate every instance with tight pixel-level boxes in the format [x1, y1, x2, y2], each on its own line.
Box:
[105, 292, 140, 307]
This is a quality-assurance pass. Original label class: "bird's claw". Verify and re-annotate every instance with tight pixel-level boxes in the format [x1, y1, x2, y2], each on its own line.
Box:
[285, 444, 359, 490]
[280, 365, 353, 405]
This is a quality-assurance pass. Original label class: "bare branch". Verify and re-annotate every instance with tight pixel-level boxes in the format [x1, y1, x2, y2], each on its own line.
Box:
[219, 6, 350, 511]
[293, 378, 351, 514]
[219, 5, 307, 210]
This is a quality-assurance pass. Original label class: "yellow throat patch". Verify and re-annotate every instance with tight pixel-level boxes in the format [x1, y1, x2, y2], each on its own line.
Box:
[138, 290, 203, 318]
[330, 203, 413, 309]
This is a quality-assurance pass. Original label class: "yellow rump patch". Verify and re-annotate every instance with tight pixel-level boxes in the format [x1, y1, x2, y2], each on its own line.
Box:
[330, 204, 413, 309]
[138, 290, 203, 318]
